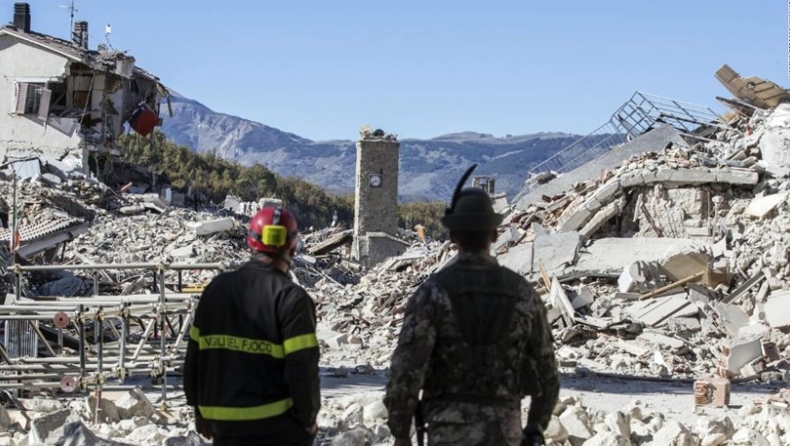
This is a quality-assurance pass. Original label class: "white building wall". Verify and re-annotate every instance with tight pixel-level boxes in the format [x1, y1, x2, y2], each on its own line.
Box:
[0, 36, 82, 160]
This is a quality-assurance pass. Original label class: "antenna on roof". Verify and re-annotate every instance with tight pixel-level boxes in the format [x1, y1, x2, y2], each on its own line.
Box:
[104, 23, 116, 50]
[58, 0, 79, 34]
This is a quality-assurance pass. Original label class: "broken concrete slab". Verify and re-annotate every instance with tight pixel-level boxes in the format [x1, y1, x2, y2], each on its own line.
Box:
[715, 303, 750, 337]
[725, 336, 763, 375]
[579, 196, 626, 238]
[625, 292, 694, 327]
[185, 218, 234, 236]
[497, 243, 533, 276]
[571, 238, 712, 277]
[28, 409, 82, 445]
[764, 290, 790, 328]
[533, 231, 582, 275]
[550, 277, 576, 327]
[744, 192, 788, 219]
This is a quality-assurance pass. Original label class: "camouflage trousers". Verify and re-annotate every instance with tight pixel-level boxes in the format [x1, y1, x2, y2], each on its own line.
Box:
[425, 401, 522, 446]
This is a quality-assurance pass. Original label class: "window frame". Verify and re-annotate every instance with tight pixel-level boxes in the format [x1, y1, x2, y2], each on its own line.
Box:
[13, 79, 53, 120]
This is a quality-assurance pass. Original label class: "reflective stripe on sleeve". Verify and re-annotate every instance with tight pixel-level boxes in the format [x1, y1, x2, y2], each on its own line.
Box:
[283, 333, 318, 355]
[197, 334, 285, 358]
[189, 325, 199, 342]
[199, 398, 293, 421]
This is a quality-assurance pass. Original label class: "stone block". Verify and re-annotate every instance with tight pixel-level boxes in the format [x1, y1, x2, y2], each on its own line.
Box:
[666, 168, 715, 184]
[724, 336, 763, 374]
[56, 421, 133, 446]
[559, 406, 593, 441]
[19, 398, 64, 413]
[581, 432, 631, 446]
[127, 424, 166, 444]
[604, 411, 631, 438]
[744, 192, 788, 219]
[331, 426, 373, 446]
[28, 409, 81, 445]
[731, 428, 770, 446]
[115, 388, 155, 420]
[363, 400, 388, 426]
[544, 415, 568, 443]
[88, 396, 121, 424]
[764, 290, 790, 328]
[652, 421, 698, 446]
[714, 303, 750, 337]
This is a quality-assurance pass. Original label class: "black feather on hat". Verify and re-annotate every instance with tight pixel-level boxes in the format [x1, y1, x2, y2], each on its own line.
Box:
[440, 164, 504, 231]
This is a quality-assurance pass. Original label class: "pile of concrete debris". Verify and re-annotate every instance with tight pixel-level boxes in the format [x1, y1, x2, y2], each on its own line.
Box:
[0, 387, 207, 446]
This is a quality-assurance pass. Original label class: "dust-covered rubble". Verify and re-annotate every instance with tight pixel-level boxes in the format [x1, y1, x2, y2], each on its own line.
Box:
[6, 70, 790, 445]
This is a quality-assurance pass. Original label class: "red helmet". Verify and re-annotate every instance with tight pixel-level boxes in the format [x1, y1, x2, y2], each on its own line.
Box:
[247, 207, 299, 254]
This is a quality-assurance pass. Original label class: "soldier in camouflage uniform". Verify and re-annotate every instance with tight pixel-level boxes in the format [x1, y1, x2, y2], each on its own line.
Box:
[384, 165, 560, 446]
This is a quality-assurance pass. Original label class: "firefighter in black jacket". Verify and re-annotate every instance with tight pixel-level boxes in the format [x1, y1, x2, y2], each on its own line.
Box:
[184, 206, 320, 446]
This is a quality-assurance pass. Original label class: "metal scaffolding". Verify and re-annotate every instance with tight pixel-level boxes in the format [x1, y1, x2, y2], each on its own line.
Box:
[0, 262, 230, 405]
[528, 91, 727, 177]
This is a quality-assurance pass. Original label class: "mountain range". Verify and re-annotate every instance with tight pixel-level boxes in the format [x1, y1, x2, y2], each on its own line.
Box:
[160, 94, 593, 202]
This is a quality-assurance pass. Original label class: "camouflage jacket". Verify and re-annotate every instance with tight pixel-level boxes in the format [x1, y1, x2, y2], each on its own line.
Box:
[384, 251, 560, 439]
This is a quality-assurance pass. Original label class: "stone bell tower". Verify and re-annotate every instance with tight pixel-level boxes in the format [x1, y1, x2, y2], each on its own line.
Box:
[351, 126, 408, 268]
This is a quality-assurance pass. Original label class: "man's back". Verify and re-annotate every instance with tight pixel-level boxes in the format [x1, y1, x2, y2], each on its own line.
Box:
[184, 259, 320, 441]
[385, 252, 559, 446]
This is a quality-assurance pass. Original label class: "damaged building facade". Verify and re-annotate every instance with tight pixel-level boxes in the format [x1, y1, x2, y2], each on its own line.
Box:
[0, 3, 169, 178]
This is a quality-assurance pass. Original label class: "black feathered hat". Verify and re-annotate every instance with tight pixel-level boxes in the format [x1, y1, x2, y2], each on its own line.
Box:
[440, 164, 503, 231]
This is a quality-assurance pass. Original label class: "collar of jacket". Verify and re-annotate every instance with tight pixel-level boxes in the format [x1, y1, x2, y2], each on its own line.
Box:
[456, 250, 498, 265]
[242, 258, 292, 279]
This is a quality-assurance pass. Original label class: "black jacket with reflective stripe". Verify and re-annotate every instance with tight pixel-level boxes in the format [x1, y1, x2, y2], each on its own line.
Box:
[183, 259, 320, 436]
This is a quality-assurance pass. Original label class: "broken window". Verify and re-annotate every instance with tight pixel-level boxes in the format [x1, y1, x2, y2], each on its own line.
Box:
[14, 82, 52, 119]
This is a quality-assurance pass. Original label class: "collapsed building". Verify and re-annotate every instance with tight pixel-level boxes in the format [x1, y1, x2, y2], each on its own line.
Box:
[0, 49, 789, 445]
[0, 3, 170, 179]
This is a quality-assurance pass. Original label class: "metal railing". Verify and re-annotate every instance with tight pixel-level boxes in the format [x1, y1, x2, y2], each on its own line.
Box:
[0, 262, 232, 407]
[528, 91, 727, 177]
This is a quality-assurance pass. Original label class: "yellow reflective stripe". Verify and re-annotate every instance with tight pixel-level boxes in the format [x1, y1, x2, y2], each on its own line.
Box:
[199, 398, 293, 421]
[197, 334, 285, 358]
[283, 333, 318, 355]
[189, 325, 200, 342]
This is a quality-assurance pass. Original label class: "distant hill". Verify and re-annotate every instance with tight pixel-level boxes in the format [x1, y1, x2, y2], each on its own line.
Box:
[160, 94, 594, 202]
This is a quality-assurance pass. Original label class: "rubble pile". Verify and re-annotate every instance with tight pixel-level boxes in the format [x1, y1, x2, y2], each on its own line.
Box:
[314, 241, 452, 368]
[468, 104, 790, 385]
[0, 388, 209, 446]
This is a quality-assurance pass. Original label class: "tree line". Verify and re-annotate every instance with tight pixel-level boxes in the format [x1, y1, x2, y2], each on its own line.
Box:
[118, 132, 448, 238]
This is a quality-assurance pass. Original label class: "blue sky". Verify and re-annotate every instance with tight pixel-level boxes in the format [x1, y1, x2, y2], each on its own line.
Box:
[5, 0, 787, 141]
